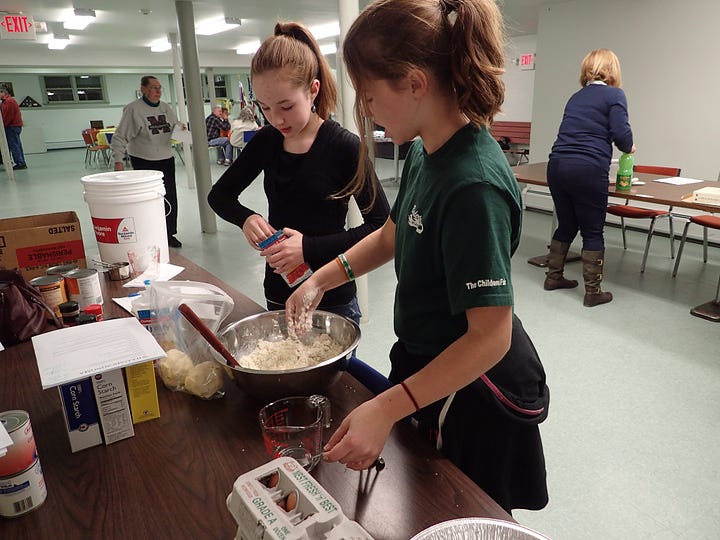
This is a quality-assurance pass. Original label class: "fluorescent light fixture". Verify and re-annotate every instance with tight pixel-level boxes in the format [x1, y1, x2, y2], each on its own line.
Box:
[63, 8, 96, 30]
[150, 38, 172, 52]
[319, 42, 337, 56]
[309, 22, 340, 40]
[235, 40, 261, 55]
[195, 16, 241, 36]
[77, 90, 86, 95]
[48, 33, 70, 50]
[80, 75, 89, 78]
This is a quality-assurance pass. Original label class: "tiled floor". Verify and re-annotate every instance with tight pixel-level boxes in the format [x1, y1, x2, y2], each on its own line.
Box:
[3, 149, 719, 539]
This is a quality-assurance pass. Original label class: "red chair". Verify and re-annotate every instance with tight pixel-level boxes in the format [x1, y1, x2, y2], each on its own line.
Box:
[606, 165, 681, 273]
[672, 214, 720, 276]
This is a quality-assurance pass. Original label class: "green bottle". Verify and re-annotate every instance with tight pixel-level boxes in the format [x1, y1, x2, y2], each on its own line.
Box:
[616, 152, 634, 191]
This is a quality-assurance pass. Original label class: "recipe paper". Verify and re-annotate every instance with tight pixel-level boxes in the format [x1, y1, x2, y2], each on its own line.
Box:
[32, 318, 167, 389]
[0, 421, 11, 458]
[652, 176, 703, 186]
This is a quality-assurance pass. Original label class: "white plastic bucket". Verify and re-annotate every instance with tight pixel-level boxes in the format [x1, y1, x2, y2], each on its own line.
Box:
[81, 170, 169, 264]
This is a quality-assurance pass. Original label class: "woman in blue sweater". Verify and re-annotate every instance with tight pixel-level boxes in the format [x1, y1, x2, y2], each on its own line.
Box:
[545, 49, 634, 307]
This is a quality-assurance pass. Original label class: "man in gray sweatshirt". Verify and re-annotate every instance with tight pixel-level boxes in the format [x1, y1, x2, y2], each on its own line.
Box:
[112, 75, 184, 248]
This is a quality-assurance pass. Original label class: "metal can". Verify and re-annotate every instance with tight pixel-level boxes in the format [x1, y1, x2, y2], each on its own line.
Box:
[64, 268, 103, 309]
[46, 263, 79, 276]
[0, 459, 47, 518]
[29, 275, 67, 319]
[0, 410, 47, 517]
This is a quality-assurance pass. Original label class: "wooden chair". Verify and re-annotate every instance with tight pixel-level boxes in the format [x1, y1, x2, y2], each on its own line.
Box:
[672, 214, 720, 276]
[606, 165, 681, 273]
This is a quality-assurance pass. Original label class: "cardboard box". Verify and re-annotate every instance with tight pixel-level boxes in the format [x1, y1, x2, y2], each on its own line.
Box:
[58, 378, 103, 453]
[92, 369, 135, 445]
[0, 211, 86, 280]
[124, 362, 161, 424]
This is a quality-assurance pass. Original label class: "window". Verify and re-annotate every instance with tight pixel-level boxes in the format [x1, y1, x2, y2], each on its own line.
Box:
[41, 75, 107, 103]
[213, 74, 228, 98]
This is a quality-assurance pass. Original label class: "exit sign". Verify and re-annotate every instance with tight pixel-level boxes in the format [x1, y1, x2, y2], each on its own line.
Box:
[520, 53, 535, 71]
[0, 14, 37, 40]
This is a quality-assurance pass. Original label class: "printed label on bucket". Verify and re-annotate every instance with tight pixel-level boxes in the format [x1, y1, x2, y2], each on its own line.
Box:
[92, 217, 137, 244]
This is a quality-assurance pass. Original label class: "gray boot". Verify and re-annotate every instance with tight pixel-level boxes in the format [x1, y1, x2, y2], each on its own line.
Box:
[544, 240, 579, 290]
[582, 250, 613, 307]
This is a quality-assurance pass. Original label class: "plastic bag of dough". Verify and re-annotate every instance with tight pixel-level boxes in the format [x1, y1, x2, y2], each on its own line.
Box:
[184, 360, 225, 399]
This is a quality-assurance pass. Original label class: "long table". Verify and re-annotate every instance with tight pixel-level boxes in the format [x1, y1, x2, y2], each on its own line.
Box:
[1, 252, 514, 539]
[513, 162, 720, 321]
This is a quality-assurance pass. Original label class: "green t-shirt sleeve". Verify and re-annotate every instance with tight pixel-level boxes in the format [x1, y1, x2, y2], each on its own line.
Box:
[441, 183, 514, 314]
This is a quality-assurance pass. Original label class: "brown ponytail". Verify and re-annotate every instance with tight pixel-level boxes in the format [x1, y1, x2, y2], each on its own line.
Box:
[342, 0, 506, 196]
[251, 21, 338, 120]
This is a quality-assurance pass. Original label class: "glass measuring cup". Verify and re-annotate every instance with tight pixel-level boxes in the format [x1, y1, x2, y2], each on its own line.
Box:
[258, 395, 331, 472]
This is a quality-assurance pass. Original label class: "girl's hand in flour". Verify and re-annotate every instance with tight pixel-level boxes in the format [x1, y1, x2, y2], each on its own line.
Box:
[286, 280, 323, 337]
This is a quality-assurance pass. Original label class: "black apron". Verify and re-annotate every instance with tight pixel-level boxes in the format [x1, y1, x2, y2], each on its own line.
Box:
[389, 314, 549, 513]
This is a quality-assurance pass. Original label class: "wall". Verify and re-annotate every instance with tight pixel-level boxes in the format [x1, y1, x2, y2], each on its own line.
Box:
[502, 34, 537, 122]
[0, 69, 251, 148]
[531, 0, 720, 181]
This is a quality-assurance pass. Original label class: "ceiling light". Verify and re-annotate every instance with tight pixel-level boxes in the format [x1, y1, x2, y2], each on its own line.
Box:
[309, 22, 340, 40]
[150, 38, 171, 52]
[48, 33, 70, 50]
[63, 8, 96, 30]
[319, 42, 337, 56]
[195, 16, 241, 36]
[235, 40, 260, 55]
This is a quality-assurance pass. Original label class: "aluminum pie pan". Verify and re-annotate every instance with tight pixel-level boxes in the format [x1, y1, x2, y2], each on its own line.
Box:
[410, 518, 550, 540]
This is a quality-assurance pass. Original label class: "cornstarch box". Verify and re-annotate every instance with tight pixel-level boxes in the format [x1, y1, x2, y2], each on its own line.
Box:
[58, 378, 103, 452]
[124, 362, 160, 424]
[92, 369, 134, 444]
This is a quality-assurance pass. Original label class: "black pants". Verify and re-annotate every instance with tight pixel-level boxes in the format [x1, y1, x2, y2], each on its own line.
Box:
[130, 155, 178, 236]
[547, 158, 609, 251]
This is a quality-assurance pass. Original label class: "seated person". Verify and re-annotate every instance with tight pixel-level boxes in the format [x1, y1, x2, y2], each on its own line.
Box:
[205, 106, 233, 165]
[229, 107, 260, 149]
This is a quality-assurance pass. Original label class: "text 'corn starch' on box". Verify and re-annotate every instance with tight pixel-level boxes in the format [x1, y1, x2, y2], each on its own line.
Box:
[58, 379, 103, 452]
[92, 370, 134, 444]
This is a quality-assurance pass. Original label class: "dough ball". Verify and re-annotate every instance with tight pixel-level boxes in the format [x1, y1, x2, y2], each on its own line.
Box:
[157, 348, 194, 387]
[184, 360, 224, 399]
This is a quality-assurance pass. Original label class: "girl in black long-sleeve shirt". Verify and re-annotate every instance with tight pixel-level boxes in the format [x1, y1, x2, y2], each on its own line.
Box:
[208, 22, 389, 320]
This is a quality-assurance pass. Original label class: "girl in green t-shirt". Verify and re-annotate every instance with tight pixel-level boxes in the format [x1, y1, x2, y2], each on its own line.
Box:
[287, 0, 549, 513]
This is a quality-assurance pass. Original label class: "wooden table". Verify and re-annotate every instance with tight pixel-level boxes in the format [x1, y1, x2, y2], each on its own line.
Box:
[1, 253, 513, 539]
[513, 162, 720, 321]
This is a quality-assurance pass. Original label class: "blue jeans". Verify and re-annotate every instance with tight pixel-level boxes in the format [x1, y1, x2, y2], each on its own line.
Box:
[266, 296, 362, 326]
[5, 126, 25, 166]
[208, 137, 233, 161]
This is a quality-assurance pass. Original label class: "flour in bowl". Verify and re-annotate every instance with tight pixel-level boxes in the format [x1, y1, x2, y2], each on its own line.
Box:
[238, 334, 345, 370]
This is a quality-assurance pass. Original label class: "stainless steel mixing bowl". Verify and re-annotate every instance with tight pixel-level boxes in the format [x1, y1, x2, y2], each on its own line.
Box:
[215, 310, 360, 401]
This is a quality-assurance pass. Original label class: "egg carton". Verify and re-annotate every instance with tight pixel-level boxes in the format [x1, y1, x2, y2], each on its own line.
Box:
[227, 456, 373, 540]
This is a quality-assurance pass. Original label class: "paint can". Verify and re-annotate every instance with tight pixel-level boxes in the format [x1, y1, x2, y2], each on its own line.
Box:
[81, 170, 169, 265]
[29, 274, 67, 319]
[0, 410, 47, 517]
[64, 268, 103, 309]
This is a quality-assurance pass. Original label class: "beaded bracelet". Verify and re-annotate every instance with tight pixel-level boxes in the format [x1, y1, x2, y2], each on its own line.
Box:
[337, 253, 355, 281]
[400, 381, 420, 412]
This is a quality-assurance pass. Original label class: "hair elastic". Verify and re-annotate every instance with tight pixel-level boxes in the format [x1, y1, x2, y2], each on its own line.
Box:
[400, 381, 420, 412]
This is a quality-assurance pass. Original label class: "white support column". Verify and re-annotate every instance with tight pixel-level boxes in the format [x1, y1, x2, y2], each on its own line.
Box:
[175, 0, 216, 233]
[338, 0, 370, 322]
[169, 32, 196, 190]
